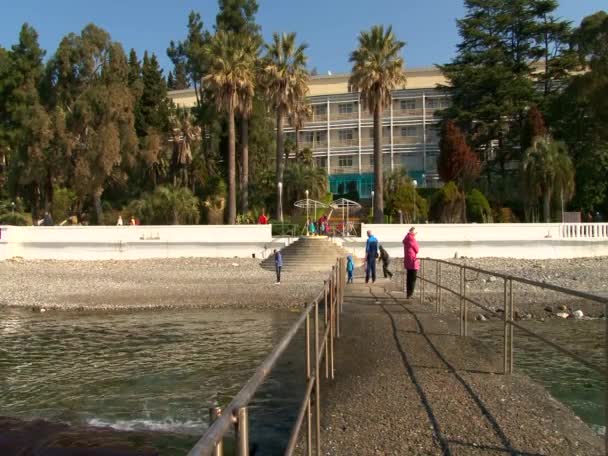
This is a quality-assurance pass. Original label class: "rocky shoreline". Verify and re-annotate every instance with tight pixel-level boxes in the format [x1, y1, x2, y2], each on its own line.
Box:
[0, 258, 327, 311]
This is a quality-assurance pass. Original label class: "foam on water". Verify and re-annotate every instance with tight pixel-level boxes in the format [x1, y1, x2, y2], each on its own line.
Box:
[87, 417, 205, 434]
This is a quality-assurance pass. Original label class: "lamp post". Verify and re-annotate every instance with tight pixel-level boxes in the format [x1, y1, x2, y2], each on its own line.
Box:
[412, 180, 418, 223]
[371, 190, 375, 220]
[305, 189, 309, 235]
[11, 202, 15, 216]
[278, 182, 283, 224]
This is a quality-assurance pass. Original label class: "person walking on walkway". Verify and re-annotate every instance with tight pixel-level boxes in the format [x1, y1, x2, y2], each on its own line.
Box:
[378, 245, 393, 279]
[365, 230, 379, 284]
[402, 227, 420, 298]
[346, 255, 354, 284]
[274, 249, 283, 284]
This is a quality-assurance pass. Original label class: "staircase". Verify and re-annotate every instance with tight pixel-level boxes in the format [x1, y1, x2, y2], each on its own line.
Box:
[261, 236, 354, 272]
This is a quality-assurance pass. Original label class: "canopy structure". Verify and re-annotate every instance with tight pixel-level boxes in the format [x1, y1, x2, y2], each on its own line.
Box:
[294, 198, 329, 234]
[330, 198, 362, 237]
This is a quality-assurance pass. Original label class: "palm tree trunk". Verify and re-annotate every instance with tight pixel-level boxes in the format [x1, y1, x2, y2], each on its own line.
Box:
[228, 105, 237, 224]
[240, 115, 249, 215]
[295, 127, 300, 159]
[276, 109, 285, 220]
[543, 187, 552, 223]
[93, 188, 104, 225]
[373, 103, 384, 223]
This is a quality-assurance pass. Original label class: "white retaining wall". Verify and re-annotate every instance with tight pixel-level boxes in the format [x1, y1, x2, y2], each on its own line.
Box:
[1, 223, 607, 261]
[336, 223, 608, 260]
[0, 225, 281, 260]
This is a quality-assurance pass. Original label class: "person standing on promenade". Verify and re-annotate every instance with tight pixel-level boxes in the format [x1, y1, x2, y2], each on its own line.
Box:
[346, 255, 354, 283]
[378, 245, 393, 279]
[402, 227, 420, 299]
[274, 249, 283, 284]
[116, 215, 123, 226]
[365, 230, 379, 284]
[258, 209, 268, 225]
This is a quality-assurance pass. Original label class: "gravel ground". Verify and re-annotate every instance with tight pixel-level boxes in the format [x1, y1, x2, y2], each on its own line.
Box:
[302, 281, 604, 455]
[390, 257, 608, 319]
[0, 258, 327, 311]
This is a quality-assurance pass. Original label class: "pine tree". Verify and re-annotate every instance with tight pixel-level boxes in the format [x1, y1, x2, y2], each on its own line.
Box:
[138, 51, 170, 136]
[216, 0, 260, 36]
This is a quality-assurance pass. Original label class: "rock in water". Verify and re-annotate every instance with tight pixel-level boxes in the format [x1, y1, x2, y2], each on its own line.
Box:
[573, 310, 584, 319]
[556, 312, 569, 319]
[544, 306, 553, 313]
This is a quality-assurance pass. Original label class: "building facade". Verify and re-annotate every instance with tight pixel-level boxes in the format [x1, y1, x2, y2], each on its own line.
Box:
[168, 66, 449, 198]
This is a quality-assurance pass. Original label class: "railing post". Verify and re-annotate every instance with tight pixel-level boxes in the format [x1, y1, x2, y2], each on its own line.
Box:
[314, 300, 321, 455]
[324, 281, 329, 380]
[330, 277, 335, 380]
[305, 312, 312, 455]
[420, 259, 424, 302]
[436, 261, 442, 313]
[209, 407, 223, 456]
[503, 278, 509, 375]
[463, 267, 468, 337]
[508, 279, 512, 372]
[234, 407, 249, 456]
[459, 266, 464, 336]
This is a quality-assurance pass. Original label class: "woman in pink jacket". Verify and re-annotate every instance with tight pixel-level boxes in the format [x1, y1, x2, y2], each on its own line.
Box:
[402, 227, 420, 299]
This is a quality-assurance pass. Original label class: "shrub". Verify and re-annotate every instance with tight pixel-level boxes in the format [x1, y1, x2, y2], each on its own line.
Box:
[129, 185, 201, 225]
[0, 212, 30, 226]
[52, 187, 77, 224]
[430, 182, 465, 223]
[466, 189, 493, 223]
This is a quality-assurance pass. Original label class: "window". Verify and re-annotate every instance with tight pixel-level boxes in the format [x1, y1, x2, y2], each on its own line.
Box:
[315, 131, 327, 142]
[338, 103, 354, 114]
[400, 99, 416, 110]
[314, 104, 327, 115]
[338, 156, 353, 167]
[302, 131, 314, 143]
[401, 126, 418, 137]
[426, 98, 440, 109]
[338, 129, 354, 141]
[315, 157, 327, 168]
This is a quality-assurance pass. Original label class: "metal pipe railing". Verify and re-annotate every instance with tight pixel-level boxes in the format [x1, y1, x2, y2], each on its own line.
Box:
[409, 257, 607, 451]
[187, 258, 346, 456]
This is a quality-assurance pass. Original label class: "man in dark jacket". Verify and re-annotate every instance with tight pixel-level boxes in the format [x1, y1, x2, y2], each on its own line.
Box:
[378, 245, 393, 279]
[274, 249, 283, 284]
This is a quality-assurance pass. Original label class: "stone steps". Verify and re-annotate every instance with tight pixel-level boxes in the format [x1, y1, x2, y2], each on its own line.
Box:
[260, 237, 354, 272]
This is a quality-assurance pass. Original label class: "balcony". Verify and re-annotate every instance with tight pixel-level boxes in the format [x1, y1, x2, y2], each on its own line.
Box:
[393, 136, 421, 145]
[332, 138, 358, 148]
[300, 140, 328, 150]
[331, 111, 357, 121]
[311, 113, 327, 122]
[393, 108, 423, 118]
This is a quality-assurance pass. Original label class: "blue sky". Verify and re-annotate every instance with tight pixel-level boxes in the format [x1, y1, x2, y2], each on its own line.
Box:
[1, 0, 606, 77]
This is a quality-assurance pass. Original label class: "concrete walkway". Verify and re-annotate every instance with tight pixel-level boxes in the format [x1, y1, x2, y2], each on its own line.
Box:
[314, 279, 604, 455]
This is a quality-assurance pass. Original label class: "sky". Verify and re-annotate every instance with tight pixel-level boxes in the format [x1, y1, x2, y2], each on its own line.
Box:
[1, 0, 606, 77]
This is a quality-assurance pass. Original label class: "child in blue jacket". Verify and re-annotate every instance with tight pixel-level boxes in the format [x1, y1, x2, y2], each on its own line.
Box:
[346, 255, 354, 284]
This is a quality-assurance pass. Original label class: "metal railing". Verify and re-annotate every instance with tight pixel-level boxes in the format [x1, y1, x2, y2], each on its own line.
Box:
[187, 258, 346, 456]
[411, 258, 607, 449]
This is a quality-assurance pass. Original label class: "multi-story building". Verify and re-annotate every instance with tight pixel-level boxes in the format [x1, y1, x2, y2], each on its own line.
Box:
[168, 65, 449, 198]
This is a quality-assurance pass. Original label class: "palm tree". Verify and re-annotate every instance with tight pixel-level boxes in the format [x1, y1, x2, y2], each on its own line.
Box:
[262, 32, 310, 219]
[283, 161, 328, 212]
[522, 136, 574, 222]
[238, 39, 261, 216]
[203, 31, 255, 224]
[349, 25, 407, 222]
[289, 100, 312, 154]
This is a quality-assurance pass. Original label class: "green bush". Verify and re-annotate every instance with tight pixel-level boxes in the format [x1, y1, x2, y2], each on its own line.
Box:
[129, 185, 201, 225]
[466, 189, 493, 223]
[0, 212, 30, 226]
[430, 182, 465, 223]
[52, 187, 77, 224]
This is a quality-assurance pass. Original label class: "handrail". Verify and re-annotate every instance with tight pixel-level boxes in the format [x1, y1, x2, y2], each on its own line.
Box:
[187, 257, 346, 456]
[408, 257, 607, 450]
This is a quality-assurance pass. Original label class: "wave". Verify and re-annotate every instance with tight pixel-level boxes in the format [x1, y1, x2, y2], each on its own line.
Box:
[87, 417, 206, 434]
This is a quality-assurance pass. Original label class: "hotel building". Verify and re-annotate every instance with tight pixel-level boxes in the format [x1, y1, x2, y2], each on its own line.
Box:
[168, 66, 449, 198]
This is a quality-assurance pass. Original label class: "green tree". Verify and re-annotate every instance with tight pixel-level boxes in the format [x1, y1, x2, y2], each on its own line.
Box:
[131, 184, 200, 225]
[48, 24, 138, 224]
[349, 25, 407, 223]
[384, 169, 427, 223]
[466, 189, 492, 223]
[138, 52, 170, 136]
[522, 136, 574, 222]
[283, 160, 328, 213]
[203, 31, 255, 224]
[262, 32, 309, 220]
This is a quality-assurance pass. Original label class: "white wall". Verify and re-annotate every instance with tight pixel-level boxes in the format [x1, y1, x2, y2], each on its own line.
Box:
[0, 225, 280, 260]
[334, 223, 608, 260]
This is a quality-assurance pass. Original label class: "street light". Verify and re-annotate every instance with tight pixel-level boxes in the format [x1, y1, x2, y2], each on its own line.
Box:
[371, 190, 375, 219]
[277, 182, 283, 224]
[11, 202, 15, 216]
[412, 180, 418, 223]
[305, 189, 309, 235]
